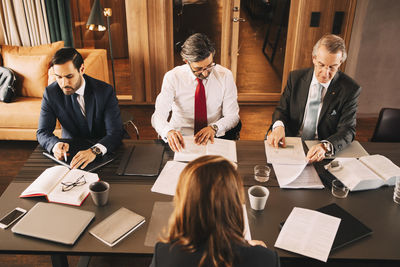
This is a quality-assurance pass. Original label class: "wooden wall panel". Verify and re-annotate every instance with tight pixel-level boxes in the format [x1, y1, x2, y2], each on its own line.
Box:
[125, 0, 173, 103]
[282, 0, 357, 92]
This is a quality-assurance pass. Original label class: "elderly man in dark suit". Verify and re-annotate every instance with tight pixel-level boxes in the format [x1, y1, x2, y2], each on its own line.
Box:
[37, 48, 124, 169]
[266, 34, 361, 163]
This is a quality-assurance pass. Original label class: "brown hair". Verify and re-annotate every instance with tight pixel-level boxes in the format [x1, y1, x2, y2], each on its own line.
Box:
[164, 155, 247, 267]
[312, 34, 347, 62]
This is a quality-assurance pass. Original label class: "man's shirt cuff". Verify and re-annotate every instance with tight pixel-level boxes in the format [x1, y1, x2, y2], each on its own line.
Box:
[272, 120, 285, 130]
[94, 143, 107, 156]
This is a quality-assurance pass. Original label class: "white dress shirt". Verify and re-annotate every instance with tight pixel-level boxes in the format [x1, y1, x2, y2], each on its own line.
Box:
[151, 64, 240, 140]
[53, 78, 107, 155]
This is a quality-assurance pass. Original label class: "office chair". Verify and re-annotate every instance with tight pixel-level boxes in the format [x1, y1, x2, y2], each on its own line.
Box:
[220, 120, 242, 140]
[371, 108, 400, 142]
[123, 119, 140, 139]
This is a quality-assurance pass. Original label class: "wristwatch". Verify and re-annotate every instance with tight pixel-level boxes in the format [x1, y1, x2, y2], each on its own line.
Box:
[90, 146, 102, 157]
[210, 124, 218, 135]
[322, 141, 334, 157]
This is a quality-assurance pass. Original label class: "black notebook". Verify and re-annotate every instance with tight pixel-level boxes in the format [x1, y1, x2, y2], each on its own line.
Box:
[117, 143, 164, 176]
[280, 203, 372, 250]
[43, 139, 115, 172]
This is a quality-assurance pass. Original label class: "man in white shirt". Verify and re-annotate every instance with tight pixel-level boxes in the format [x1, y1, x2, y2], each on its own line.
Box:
[266, 34, 361, 162]
[152, 33, 240, 152]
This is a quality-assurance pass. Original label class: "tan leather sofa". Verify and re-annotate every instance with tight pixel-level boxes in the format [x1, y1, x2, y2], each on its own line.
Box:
[0, 42, 109, 140]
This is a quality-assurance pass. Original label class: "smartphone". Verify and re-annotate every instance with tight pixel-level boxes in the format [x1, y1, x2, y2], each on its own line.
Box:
[0, 207, 27, 229]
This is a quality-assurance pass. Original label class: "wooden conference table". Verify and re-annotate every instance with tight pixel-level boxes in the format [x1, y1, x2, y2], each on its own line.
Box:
[0, 140, 399, 267]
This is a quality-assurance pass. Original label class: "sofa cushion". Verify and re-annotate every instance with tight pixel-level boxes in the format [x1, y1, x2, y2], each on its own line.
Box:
[1, 41, 64, 56]
[0, 97, 42, 128]
[1, 41, 64, 97]
[2, 54, 49, 97]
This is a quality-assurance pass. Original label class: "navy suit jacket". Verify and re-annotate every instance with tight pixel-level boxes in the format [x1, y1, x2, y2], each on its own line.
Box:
[37, 74, 124, 153]
[270, 68, 361, 152]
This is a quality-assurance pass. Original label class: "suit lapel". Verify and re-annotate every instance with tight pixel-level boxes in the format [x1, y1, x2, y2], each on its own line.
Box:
[84, 77, 95, 133]
[318, 72, 340, 124]
[297, 69, 313, 126]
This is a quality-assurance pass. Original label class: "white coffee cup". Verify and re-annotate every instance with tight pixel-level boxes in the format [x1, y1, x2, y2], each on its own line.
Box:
[248, 185, 269, 210]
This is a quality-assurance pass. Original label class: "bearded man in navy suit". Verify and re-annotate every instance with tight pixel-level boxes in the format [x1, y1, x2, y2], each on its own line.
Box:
[37, 48, 124, 169]
[266, 34, 361, 163]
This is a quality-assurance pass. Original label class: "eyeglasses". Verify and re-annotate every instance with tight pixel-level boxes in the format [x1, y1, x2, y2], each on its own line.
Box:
[189, 62, 216, 75]
[61, 175, 86, 192]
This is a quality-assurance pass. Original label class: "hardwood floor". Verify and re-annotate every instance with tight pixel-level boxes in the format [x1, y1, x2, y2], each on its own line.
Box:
[0, 105, 379, 267]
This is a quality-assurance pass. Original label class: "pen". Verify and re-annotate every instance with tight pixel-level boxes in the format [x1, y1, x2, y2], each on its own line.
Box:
[63, 152, 67, 162]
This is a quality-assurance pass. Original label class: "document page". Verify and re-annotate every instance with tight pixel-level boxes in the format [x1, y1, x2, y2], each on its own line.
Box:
[326, 158, 383, 191]
[206, 138, 237, 162]
[20, 166, 70, 197]
[48, 169, 99, 206]
[173, 136, 206, 162]
[265, 137, 307, 164]
[151, 161, 187, 196]
[174, 136, 237, 162]
[275, 207, 341, 262]
[359, 154, 400, 183]
[274, 164, 324, 189]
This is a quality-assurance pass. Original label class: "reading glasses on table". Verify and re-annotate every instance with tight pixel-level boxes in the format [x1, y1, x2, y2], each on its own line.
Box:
[61, 175, 86, 192]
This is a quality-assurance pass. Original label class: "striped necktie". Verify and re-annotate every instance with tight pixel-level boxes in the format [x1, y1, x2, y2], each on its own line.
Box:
[302, 83, 323, 140]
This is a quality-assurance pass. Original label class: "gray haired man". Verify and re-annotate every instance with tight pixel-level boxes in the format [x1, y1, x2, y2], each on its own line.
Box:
[266, 34, 361, 163]
[151, 33, 240, 152]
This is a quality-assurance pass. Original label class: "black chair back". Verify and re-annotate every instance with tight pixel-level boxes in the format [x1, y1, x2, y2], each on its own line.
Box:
[371, 108, 400, 142]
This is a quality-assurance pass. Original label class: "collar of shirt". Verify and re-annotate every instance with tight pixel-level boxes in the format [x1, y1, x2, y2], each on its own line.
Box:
[311, 72, 331, 90]
[186, 64, 212, 86]
[74, 77, 86, 97]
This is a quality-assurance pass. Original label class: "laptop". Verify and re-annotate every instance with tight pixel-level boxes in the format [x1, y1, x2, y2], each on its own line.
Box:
[43, 139, 116, 172]
[12, 202, 94, 245]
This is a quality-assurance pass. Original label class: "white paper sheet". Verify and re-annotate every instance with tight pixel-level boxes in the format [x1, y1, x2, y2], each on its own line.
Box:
[265, 137, 307, 164]
[151, 161, 187, 196]
[174, 136, 237, 162]
[275, 207, 341, 262]
[273, 164, 324, 189]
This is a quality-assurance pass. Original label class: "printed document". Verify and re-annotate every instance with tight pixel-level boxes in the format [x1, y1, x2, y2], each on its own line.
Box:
[273, 164, 324, 189]
[275, 207, 341, 262]
[264, 137, 307, 164]
[151, 161, 187, 196]
[174, 136, 237, 162]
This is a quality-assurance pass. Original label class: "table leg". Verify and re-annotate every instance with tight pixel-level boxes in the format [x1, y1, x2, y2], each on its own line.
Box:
[77, 256, 91, 267]
[51, 255, 69, 267]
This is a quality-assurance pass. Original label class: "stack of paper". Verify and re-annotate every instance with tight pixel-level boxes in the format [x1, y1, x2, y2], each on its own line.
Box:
[264, 137, 323, 189]
[174, 136, 237, 162]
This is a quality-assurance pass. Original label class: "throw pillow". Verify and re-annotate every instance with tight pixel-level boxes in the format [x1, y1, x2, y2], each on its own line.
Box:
[2, 53, 49, 97]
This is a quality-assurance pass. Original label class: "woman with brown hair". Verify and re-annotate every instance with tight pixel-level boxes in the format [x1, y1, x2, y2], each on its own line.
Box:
[150, 155, 280, 267]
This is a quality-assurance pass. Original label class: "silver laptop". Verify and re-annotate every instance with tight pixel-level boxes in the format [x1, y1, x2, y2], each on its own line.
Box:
[12, 202, 94, 245]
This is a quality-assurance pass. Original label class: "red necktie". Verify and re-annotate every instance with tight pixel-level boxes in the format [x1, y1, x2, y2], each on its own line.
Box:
[194, 78, 207, 134]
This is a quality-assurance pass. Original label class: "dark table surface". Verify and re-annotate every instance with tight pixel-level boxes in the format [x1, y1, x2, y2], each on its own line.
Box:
[1, 140, 399, 262]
